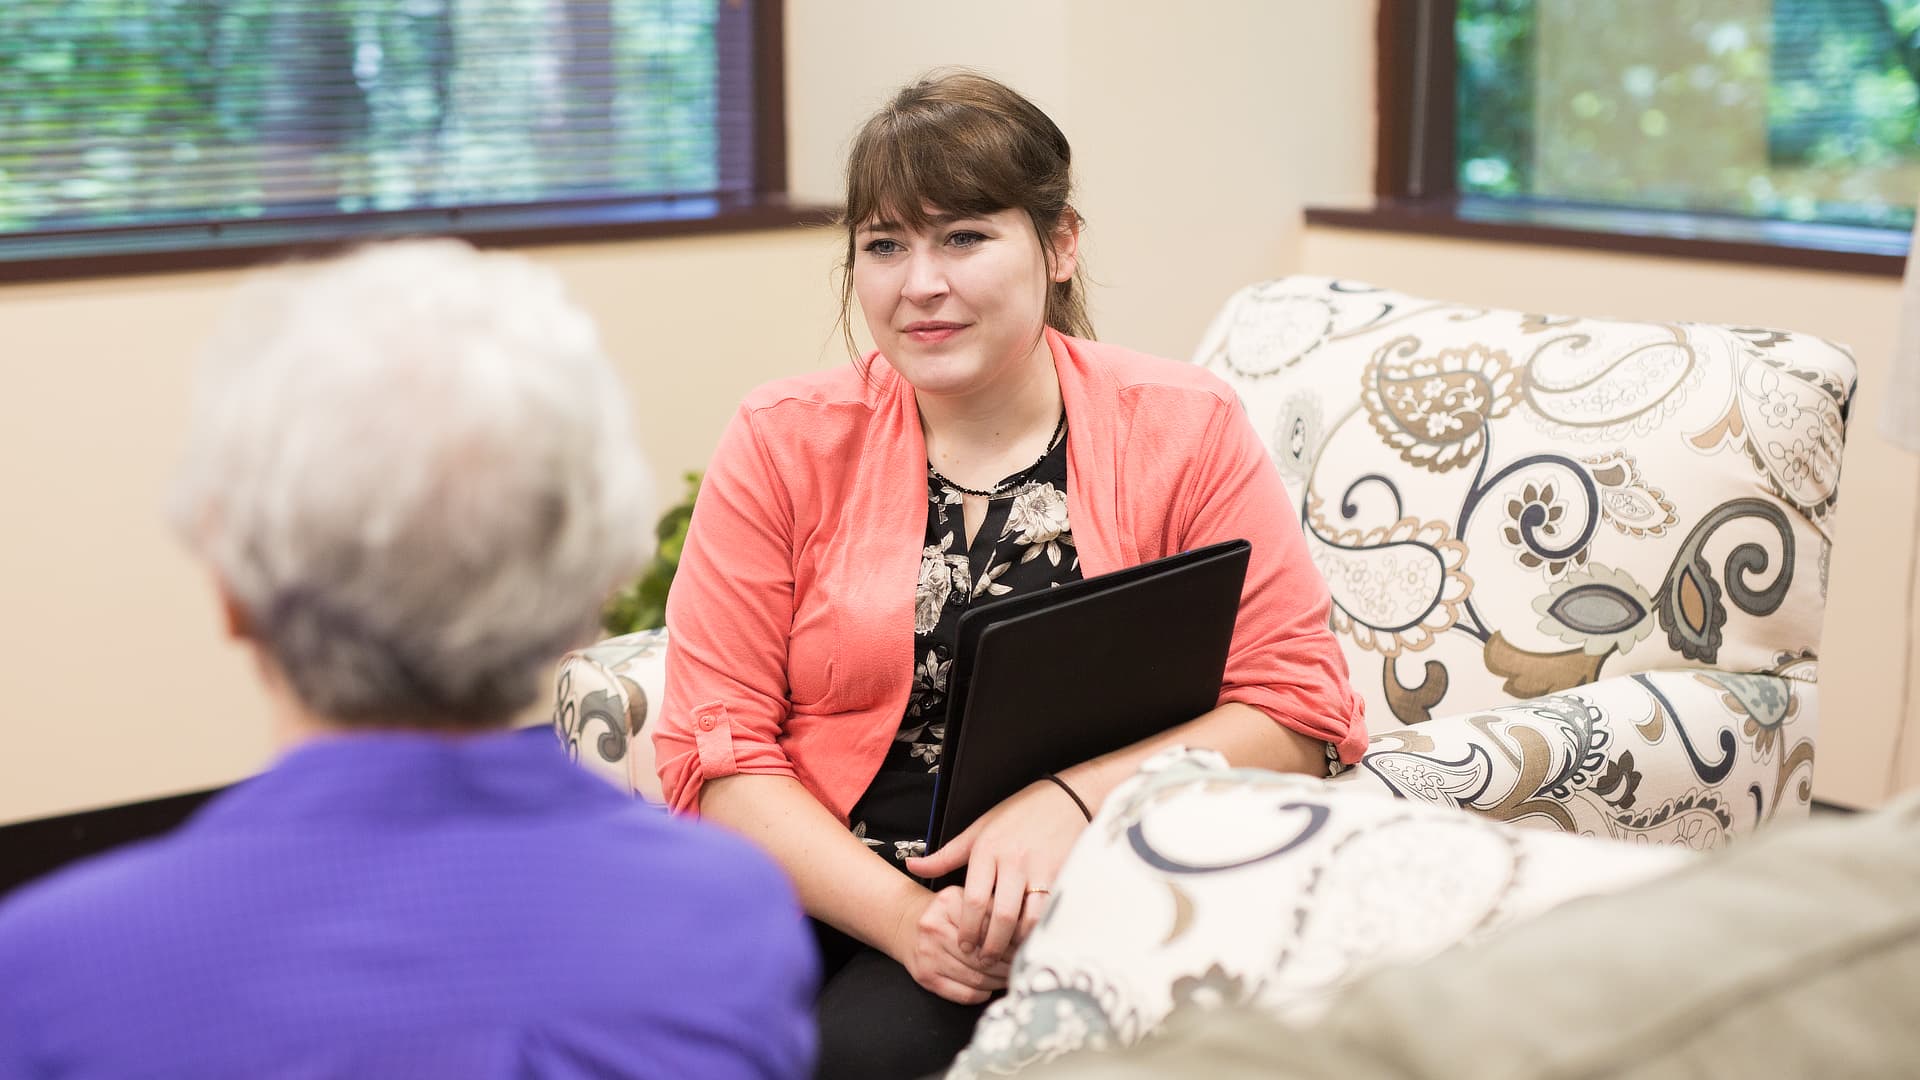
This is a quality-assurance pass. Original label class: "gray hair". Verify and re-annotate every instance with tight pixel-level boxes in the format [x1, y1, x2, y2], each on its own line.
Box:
[170, 240, 651, 727]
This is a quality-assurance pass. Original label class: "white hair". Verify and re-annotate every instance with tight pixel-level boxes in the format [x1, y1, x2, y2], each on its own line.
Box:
[170, 240, 651, 725]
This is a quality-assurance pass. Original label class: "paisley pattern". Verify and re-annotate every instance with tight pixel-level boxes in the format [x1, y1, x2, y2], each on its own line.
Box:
[945, 752, 1689, 1077]
[551, 629, 668, 799]
[1194, 277, 1852, 805]
[1520, 323, 1706, 441]
[1304, 498, 1472, 657]
[1689, 352, 1848, 534]
[1583, 450, 1677, 537]
[1361, 340, 1523, 473]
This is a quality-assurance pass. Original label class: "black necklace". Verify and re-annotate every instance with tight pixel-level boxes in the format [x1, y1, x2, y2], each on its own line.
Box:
[928, 410, 1067, 499]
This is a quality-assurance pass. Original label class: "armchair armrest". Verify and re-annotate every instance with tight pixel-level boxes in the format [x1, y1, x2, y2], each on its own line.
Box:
[1330, 667, 1818, 848]
[551, 629, 670, 801]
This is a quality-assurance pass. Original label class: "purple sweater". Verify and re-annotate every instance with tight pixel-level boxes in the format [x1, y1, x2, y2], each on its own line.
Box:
[0, 727, 817, 1078]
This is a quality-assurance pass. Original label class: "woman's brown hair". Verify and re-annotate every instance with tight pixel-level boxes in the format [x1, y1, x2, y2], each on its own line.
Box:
[838, 70, 1093, 360]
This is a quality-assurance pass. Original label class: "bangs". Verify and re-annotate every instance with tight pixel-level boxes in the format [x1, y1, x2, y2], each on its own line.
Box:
[845, 103, 1034, 232]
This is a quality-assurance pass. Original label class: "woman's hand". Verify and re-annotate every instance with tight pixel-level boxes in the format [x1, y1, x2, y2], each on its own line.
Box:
[889, 886, 1010, 1005]
[905, 779, 1090, 966]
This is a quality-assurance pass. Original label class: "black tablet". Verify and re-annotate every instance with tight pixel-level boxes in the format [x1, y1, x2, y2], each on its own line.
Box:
[924, 539, 1252, 854]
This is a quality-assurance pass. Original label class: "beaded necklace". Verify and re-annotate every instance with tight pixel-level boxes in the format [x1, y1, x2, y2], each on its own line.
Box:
[927, 410, 1068, 498]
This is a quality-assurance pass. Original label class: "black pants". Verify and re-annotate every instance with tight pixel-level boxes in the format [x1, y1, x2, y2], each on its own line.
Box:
[811, 920, 990, 1080]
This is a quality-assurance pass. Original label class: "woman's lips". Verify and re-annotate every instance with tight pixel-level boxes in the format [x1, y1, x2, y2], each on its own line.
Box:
[905, 323, 965, 344]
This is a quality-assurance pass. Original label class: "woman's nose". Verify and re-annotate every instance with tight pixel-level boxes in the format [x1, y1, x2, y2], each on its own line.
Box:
[901, 253, 948, 304]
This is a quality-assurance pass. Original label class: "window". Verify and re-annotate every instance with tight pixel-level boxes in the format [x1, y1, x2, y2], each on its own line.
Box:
[1459, 0, 1920, 230]
[0, 0, 797, 278]
[1330, 0, 1912, 274]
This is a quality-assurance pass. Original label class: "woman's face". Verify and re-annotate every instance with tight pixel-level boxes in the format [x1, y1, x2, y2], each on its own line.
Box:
[852, 206, 1076, 401]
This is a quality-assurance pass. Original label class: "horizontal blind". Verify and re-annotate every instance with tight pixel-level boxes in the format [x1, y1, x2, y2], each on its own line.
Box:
[0, 0, 754, 241]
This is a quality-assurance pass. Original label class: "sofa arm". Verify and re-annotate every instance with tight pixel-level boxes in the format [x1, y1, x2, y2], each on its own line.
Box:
[1330, 667, 1818, 849]
[551, 628, 670, 801]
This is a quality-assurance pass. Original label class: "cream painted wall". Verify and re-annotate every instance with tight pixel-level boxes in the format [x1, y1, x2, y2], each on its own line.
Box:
[0, 1, 1377, 823]
[0, 229, 843, 823]
[785, 0, 1377, 359]
[1300, 227, 1914, 808]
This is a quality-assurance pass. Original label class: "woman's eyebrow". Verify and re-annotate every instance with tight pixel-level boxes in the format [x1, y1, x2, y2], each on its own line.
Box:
[858, 212, 975, 235]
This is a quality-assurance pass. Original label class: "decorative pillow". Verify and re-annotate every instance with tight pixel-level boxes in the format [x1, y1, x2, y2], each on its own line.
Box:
[948, 749, 1689, 1077]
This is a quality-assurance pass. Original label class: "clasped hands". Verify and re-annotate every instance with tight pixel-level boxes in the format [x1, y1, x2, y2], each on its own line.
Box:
[890, 778, 1092, 1004]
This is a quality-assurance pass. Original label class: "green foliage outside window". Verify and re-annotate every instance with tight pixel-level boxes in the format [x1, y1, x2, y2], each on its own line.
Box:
[1458, 0, 1920, 229]
[0, 0, 722, 236]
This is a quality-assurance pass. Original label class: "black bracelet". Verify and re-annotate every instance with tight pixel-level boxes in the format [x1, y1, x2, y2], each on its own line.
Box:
[1041, 773, 1093, 822]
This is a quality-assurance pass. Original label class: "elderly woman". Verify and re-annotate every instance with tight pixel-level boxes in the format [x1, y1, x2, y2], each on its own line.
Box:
[0, 242, 816, 1080]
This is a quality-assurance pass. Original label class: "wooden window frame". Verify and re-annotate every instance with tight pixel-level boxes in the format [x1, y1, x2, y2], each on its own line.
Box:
[1305, 0, 1909, 277]
[0, 0, 830, 285]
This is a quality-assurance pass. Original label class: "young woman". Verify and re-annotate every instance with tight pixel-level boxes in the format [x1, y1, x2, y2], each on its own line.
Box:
[655, 71, 1366, 1078]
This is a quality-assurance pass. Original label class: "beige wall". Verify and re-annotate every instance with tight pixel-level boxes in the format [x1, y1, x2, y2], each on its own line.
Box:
[0, 230, 843, 823]
[0, 1, 1377, 823]
[8, 0, 1907, 821]
[786, 0, 1378, 359]
[1300, 228, 1914, 808]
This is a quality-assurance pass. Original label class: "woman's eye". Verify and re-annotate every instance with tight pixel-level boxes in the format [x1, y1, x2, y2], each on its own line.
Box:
[863, 238, 903, 256]
[948, 231, 985, 249]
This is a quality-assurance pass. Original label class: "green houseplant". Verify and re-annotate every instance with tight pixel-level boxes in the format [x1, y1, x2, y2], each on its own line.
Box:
[600, 471, 701, 636]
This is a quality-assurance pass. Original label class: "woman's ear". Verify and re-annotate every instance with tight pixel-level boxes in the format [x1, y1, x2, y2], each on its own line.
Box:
[1047, 210, 1082, 283]
[214, 578, 255, 643]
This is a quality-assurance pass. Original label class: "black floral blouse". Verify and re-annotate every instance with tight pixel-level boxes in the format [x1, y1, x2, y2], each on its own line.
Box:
[849, 425, 1081, 872]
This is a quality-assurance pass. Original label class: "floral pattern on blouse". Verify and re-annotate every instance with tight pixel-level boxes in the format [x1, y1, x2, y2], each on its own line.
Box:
[849, 424, 1082, 870]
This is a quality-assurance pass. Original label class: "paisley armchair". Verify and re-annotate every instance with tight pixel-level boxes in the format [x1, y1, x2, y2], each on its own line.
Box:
[1191, 277, 1851, 846]
[941, 279, 1858, 1076]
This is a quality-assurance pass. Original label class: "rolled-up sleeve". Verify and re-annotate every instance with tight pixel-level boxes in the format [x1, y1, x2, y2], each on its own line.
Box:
[654, 404, 803, 814]
[1181, 395, 1369, 763]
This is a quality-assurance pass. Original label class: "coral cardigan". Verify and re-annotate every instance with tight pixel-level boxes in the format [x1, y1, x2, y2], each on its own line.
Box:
[654, 330, 1366, 820]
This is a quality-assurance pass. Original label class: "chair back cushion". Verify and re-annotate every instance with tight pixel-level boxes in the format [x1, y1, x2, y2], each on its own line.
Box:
[1193, 277, 1855, 730]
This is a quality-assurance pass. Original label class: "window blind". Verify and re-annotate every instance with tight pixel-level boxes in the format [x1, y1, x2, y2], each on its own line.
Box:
[0, 0, 765, 259]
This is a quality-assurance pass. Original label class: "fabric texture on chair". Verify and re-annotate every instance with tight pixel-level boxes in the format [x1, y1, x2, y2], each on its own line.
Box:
[1017, 792, 1920, 1080]
[946, 750, 1689, 1078]
[1192, 277, 1853, 839]
[553, 628, 668, 800]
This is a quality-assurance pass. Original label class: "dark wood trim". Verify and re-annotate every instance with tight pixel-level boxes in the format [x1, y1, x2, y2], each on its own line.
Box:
[1304, 196, 1907, 276]
[752, 0, 789, 198]
[0, 787, 225, 899]
[0, 195, 837, 286]
[1376, 0, 1457, 199]
[1374, 0, 1414, 196]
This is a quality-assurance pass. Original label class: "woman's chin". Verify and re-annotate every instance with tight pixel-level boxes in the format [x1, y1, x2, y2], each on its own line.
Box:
[890, 354, 987, 397]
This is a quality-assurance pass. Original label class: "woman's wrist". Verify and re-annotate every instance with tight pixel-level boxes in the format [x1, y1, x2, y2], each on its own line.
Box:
[1038, 772, 1093, 821]
[883, 883, 936, 964]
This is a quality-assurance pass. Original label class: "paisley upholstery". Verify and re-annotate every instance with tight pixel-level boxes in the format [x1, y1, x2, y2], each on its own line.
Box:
[946, 750, 1690, 1078]
[552, 629, 667, 800]
[1190, 277, 1853, 839]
